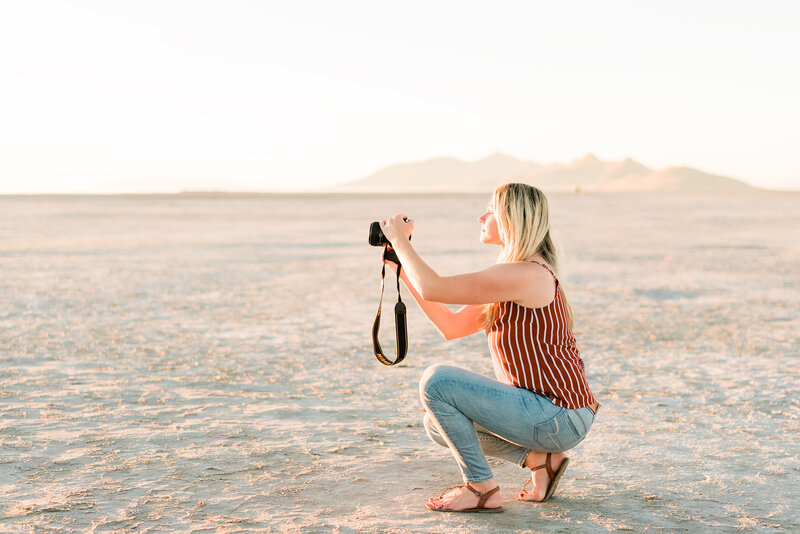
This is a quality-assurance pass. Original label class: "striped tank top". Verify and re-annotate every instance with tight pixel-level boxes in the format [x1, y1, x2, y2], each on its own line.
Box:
[486, 260, 596, 409]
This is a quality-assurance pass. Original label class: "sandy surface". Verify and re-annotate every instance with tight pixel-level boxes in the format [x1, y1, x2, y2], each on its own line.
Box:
[0, 192, 798, 533]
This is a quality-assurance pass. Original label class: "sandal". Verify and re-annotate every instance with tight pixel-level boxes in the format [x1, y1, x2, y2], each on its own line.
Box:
[426, 483, 503, 513]
[518, 453, 569, 503]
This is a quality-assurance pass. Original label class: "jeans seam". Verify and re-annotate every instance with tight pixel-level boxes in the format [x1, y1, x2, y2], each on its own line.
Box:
[424, 404, 493, 481]
[517, 449, 530, 468]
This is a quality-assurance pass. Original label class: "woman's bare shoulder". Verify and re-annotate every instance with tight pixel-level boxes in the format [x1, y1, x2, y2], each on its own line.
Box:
[510, 261, 557, 309]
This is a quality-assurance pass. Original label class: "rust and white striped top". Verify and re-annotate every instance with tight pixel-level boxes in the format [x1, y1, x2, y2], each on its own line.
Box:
[486, 260, 596, 409]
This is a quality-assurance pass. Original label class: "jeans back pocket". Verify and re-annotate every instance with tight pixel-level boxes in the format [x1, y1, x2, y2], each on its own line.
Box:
[533, 409, 588, 452]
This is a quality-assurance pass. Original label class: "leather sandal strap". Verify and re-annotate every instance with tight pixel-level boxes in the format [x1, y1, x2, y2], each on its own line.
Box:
[438, 484, 464, 498]
[529, 453, 556, 480]
[465, 484, 500, 508]
[463, 484, 481, 498]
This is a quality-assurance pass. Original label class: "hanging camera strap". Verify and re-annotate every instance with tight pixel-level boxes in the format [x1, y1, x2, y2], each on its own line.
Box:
[372, 248, 407, 366]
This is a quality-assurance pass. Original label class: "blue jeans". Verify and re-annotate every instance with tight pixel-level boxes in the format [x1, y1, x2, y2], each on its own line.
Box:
[420, 364, 596, 483]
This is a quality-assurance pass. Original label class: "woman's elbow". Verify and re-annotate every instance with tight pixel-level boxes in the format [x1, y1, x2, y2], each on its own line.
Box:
[418, 287, 435, 301]
[435, 325, 454, 341]
[418, 283, 444, 302]
[441, 327, 467, 341]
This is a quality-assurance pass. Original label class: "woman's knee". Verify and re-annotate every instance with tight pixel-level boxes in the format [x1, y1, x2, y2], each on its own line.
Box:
[418, 364, 459, 403]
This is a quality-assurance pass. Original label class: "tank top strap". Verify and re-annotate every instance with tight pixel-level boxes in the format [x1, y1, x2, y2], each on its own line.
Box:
[526, 259, 558, 286]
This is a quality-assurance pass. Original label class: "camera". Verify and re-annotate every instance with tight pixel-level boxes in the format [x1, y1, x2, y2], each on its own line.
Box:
[368, 221, 389, 247]
[368, 219, 410, 366]
[368, 219, 410, 247]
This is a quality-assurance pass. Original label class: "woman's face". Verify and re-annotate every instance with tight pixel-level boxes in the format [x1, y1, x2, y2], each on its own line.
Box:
[478, 201, 502, 245]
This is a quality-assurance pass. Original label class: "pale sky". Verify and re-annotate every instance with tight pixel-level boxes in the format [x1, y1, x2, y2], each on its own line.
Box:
[1, 1, 798, 193]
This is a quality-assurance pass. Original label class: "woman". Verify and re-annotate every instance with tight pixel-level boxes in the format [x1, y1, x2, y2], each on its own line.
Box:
[380, 183, 599, 513]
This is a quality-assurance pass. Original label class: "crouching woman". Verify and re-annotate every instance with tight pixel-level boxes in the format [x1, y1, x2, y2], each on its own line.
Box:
[380, 183, 599, 513]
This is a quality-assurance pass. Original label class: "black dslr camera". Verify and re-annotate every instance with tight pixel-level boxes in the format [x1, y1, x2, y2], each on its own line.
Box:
[368, 219, 410, 366]
[368, 220, 410, 265]
[368, 221, 390, 247]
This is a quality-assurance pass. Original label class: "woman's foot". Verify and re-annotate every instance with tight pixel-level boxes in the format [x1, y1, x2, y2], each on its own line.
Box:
[519, 451, 567, 501]
[427, 480, 503, 511]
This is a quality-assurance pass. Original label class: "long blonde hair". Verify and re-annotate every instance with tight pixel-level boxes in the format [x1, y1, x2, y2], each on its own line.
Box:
[481, 183, 574, 330]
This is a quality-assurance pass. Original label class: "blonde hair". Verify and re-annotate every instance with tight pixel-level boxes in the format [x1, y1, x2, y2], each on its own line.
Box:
[481, 183, 574, 330]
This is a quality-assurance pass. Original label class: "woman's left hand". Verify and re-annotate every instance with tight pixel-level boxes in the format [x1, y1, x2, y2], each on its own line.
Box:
[381, 214, 414, 245]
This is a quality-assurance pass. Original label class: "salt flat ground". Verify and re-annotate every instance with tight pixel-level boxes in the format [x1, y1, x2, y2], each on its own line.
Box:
[0, 192, 798, 533]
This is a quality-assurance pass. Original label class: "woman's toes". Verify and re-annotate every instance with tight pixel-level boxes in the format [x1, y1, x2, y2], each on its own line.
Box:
[518, 488, 543, 501]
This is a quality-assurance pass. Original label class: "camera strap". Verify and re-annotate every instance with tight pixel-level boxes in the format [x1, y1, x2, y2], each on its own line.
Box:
[372, 248, 407, 366]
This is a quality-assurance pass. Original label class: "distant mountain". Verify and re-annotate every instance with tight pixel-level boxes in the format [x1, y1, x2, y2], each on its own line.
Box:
[341, 152, 541, 192]
[336, 153, 754, 192]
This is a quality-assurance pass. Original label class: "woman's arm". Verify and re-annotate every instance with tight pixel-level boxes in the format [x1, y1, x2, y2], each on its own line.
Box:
[381, 215, 552, 306]
[393, 263, 484, 340]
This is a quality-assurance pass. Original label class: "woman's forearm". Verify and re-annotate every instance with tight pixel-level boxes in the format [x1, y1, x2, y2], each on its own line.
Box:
[398, 269, 481, 341]
[391, 240, 440, 300]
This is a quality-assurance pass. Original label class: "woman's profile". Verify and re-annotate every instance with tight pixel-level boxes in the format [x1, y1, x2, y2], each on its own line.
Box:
[380, 182, 599, 513]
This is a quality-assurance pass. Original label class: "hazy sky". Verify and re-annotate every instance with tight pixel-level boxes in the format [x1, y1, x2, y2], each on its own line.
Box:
[1, 1, 798, 193]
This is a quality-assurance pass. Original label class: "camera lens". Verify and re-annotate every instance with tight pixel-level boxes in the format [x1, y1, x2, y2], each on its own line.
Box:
[368, 221, 389, 246]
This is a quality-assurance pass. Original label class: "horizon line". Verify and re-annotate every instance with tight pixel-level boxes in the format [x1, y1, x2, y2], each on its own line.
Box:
[2, 186, 799, 197]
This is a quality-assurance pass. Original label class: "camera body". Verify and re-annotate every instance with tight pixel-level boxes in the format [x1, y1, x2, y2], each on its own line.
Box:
[368, 219, 410, 247]
[369, 220, 410, 266]
[368, 221, 391, 247]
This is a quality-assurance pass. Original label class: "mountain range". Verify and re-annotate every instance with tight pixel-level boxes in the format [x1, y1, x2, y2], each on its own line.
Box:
[336, 153, 754, 192]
